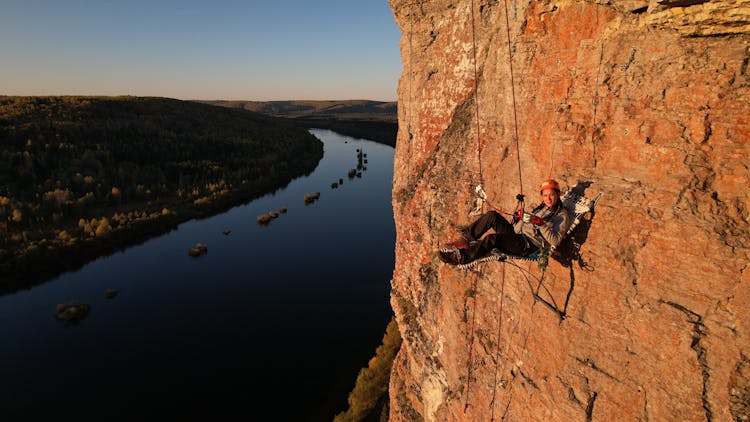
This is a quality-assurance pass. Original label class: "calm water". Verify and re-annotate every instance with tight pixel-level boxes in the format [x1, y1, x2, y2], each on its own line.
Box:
[0, 129, 395, 421]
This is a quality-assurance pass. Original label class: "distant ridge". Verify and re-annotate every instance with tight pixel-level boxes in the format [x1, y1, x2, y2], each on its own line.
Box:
[197, 99, 398, 147]
[198, 99, 397, 122]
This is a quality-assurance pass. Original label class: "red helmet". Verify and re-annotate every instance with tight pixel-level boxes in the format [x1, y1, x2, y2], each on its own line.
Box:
[539, 179, 560, 193]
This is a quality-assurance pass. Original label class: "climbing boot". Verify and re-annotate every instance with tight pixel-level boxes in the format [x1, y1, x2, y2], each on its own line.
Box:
[438, 246, 463, 265]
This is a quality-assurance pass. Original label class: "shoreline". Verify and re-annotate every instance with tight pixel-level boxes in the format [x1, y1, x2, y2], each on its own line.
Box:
[0, 123, 396, 296]
[0, 171, 311, 296]
[289, 118, 397, 147]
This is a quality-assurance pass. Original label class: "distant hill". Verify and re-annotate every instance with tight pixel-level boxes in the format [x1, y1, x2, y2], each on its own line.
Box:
[199, 100, 398, 146]
[0, 96, 323, 286]
[199, 100, 397, 122]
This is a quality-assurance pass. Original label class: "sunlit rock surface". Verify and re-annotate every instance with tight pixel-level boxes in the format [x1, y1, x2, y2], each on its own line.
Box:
[388, 0, 749, 420]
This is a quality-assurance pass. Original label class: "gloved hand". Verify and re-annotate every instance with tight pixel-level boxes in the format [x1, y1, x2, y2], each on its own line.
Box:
[521, 212, 543, 225]
[513, 209, 523, 222]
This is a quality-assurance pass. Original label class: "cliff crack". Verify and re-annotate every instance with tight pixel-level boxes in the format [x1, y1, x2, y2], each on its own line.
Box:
[660, 299, 713, 421]
[729, 354, 750, 421]
[519, 369, 539, 390]
[585, 391, 598, 422]
[620, 47, 637, 72]
[657, 0, 709, 8]
[556, 375, 584, 408]
[573, 356, 621, 383]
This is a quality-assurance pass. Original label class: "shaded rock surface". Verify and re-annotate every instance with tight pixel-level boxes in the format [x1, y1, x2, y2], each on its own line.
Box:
[388, 0, 749, 420]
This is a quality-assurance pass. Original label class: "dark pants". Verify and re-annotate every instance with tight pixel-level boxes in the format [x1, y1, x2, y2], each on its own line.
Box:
[461, 211, 534, 262]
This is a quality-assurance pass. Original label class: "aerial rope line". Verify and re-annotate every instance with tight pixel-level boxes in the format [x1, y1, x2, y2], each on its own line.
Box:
[462, 0, 531, 411]
[462, 0, 539, 413]
[462, 268, 481, 413]
[462, 0, 485, 412]
[489, 261, 507, 421]
[408, 2, 415, 143]
[470, 0, 526, 222]
[457, 2, 606, 416]
[503, 0, 524, 199]
[470, 0, 484, 189]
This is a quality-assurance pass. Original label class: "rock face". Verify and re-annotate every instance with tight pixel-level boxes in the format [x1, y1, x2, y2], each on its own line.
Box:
[388, 0, 749, 420]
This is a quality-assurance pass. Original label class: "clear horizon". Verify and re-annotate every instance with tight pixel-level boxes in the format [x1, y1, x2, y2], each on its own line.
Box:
[0, 1, 402, 102]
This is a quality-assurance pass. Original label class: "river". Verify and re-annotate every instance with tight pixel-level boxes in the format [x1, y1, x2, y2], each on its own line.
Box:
[0, 129, 395, 421]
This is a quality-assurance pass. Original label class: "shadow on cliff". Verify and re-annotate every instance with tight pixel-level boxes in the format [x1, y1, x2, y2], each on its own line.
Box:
[534, 180, 600, 321]
[554, 180, 598, 270]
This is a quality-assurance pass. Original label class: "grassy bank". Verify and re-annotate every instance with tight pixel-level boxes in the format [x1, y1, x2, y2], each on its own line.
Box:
[334, 316, 402, 422]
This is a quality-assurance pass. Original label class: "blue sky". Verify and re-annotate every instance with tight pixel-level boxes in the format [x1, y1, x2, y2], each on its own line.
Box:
[0, 0, 402, 101]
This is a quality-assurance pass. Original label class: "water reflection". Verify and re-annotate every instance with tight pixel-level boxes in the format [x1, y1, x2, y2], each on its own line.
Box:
[0, 129, 395, 421]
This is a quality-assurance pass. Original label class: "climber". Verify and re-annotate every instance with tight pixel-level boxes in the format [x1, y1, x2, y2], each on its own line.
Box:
[439, 179, 572, 266]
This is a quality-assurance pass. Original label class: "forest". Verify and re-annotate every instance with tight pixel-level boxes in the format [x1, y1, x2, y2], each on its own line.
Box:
[0, 96, 323, 284]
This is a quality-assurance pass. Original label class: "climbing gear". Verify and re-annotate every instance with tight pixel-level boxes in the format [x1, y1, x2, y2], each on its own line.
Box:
[470, 185, 528, 225]
[455, 190, 602, 270]
[539, 179, 560, 193]
[469, 185, 487, 216]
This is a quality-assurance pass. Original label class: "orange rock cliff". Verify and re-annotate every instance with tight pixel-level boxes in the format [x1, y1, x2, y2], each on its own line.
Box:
[387, 0, 749, 420]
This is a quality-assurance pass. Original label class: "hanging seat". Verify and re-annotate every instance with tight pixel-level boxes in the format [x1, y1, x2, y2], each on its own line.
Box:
[454, 190, 602, 270]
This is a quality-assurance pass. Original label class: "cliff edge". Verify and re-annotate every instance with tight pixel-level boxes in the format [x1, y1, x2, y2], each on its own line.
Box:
[388, 0, 749, 420]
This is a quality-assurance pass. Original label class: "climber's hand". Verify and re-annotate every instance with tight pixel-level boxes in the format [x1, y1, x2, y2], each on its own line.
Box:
[531, 215, 544, 226]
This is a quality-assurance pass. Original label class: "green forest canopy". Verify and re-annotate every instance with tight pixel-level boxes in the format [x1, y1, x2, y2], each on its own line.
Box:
[0, 96, 323, 264]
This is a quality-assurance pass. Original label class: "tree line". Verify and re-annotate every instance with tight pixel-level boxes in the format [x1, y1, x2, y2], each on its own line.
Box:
[0, 96, 323, 280]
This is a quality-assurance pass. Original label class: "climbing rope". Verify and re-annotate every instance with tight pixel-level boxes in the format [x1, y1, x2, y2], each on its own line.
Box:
[489, 261, 507, 421]
[500, 261, 544, 417]
[463, 1, 484, 412]
[470, 0, 525, 217]
[464, 0, 525, 413]
[408, 2, 414, 143]
[470, 0, 484, 187]
[463, 268, 481, 413]
[502, 0, 524, 198]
